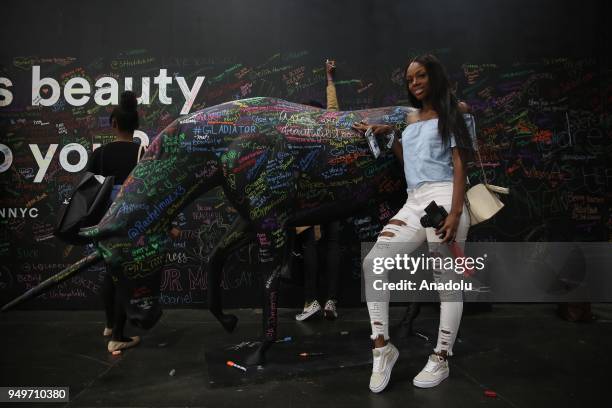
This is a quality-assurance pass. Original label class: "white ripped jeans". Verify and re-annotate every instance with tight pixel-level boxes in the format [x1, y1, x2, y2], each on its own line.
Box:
[364, 181, 470, 355]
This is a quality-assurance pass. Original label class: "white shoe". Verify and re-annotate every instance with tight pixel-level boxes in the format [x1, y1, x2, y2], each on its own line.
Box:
[295, 300, 321, 321]
[369, 343, 399, 393]
[323, 299, 338, 320]
[412, 354, 449, 388]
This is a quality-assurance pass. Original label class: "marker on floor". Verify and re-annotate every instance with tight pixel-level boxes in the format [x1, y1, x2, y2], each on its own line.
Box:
[276, 336, 292, 343]
[415, 332, 429, 341]
[226, 360, 247, 372]
[299, 352, 325, 357]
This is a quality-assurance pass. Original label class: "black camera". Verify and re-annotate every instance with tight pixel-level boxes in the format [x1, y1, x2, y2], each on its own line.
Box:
[420, 201, 448, 228]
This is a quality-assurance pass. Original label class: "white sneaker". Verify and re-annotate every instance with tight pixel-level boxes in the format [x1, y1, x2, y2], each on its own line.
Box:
[323, 299, 338, 320]
[412, 354, 449, 388]
[295, 300, 321, 321]
[369, 343, 399, 393]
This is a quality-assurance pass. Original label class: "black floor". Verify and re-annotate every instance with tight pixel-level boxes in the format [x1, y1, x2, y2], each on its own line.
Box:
[0, 304, 610, 407]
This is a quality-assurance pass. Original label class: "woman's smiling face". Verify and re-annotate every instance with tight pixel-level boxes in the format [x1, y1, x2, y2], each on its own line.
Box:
[406, 61, 430, 102]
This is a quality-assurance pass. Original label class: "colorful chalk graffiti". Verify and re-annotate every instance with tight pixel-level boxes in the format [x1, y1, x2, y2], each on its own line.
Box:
[73, 97, 409, 352]
[0, 50, 610, 314]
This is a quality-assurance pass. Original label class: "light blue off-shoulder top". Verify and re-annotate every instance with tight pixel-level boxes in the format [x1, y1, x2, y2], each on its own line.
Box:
[400, 115, 475, 191]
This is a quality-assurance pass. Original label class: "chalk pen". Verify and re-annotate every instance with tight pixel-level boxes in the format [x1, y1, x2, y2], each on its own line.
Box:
[276, 336, 292, 343]
[415, 332, 429, 341]
[226, 360, 247, 372]
[299, 352, 325, 357]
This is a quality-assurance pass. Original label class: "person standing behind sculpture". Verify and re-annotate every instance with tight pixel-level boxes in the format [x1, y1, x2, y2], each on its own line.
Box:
[295, 60, 342, 321]
[87, 90, 145, 352]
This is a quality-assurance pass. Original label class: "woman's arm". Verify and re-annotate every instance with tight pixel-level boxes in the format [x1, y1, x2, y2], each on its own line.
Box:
[437, 147, 467, 243]
[391, 111, 421, 167]
[325, 60, 339, 111]
[450, 147, 467, 217]
[389, 133, 403, 166]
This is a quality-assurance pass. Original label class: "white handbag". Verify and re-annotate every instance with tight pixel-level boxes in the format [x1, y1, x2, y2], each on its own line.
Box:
[464, 115, 509, 226]
[466, 183, 509, 225]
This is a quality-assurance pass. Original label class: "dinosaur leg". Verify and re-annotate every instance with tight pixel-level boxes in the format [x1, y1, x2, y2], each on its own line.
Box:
[245, 218, 288, 366]
[207, 216, 252, 332]
[220, 136, 295, 365]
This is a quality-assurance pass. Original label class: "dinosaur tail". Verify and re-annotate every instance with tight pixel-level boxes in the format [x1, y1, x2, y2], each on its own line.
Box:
[1, 251, 103, 312]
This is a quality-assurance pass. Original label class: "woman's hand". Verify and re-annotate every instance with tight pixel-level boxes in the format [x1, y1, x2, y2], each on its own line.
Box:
[458, 101, 470, 113]
[436, 212, 461, 243]
[351, 120, 369, 134]
[326, 59, 336, 82]
[351, 121, 393, 136]
[352, 121, 403, 164]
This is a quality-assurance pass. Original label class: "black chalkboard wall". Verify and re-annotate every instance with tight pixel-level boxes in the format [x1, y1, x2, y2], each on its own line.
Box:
[0, 0, 609, 310]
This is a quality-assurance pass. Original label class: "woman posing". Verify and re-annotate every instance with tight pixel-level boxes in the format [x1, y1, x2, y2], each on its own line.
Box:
[353, 54, 473, 393]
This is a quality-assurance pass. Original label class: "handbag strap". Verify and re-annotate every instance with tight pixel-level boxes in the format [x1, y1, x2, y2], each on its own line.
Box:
[475, 145, 489, 185]
[465, 114, 489, 186]
[137, 142, 146, 163]
[468, 121, 508, 194]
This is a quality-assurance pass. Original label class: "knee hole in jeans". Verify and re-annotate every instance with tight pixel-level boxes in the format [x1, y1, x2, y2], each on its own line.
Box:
[379, 220, 406, 238]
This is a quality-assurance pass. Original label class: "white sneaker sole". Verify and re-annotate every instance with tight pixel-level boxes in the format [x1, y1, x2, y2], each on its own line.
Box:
[369, 348, 399, 393]
[295, 308, 320, 321]
[412, 370, 449, 388]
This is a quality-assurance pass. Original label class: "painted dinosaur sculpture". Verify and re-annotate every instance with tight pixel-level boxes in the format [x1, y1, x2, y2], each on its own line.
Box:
[3, 97, 411, 364]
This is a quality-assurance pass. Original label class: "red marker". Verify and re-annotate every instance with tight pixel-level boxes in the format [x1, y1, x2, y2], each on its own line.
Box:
[484, 390, 497, 398]
[226, 360, 247, 372]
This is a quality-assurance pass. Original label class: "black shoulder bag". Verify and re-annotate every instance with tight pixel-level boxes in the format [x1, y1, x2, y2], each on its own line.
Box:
[54, 148, 115, 245]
